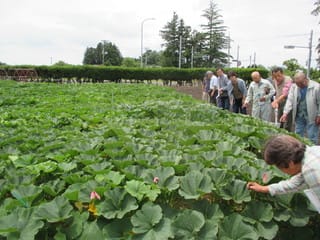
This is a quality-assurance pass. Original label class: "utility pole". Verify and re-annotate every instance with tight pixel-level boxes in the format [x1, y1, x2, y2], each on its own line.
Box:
[253, 52, 256, 66]
[236, 45, 240, 67]
[191, 45, 194, 68]
[178, 35, 182, 68]
[101, 40, 105, 65]
[307, 30, 313, 78]
[145, 49, 148, 66]
[227, 33, 231, 67]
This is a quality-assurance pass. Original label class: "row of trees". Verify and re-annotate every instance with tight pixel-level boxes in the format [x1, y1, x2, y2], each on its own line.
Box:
[83, 1, 230, 68]
[160, 2, 229, 68]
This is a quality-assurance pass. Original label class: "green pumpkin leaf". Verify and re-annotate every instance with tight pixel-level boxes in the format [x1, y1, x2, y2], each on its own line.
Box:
[11, 184, 42, 208]
[242, 201, 273, 224]
[215, 141, 242, 156]
[131, 202, 163, 234]
[61, 212, 88, 240]
[200, 151, 222, 162]
[58, 162, 77, 172]
[35, 196, 73, 222]
[198, 219, 218, 240]
[26, 161, 57, 174]
[97, 187, 138, 219]
[219, 179, 251, 204]
[42, 179, 65, 197]
[192, 200, 224, 220]
[256, 221, 279, 240]
[103, 218, 132, 239]
[203, 168, 233, 188]
[178, 171, 212, 199]
[142, 166, 179, 191]
[273, 208, 291, 222]
[130, 202, 173, 239]
[231, 125, 256, 137]
[0, 207, 44, 240]
[125, 180, 160, 201]
[196, 130, 216, 142]
[78, 220, 104, 240]
[289, 193, 314, 227]
[172, 209, 205, 239]
[102, 170, 125, 185]
[54, 230, 67, 240]
[218, 213, 258, 240]
[133, 218, 173, 240]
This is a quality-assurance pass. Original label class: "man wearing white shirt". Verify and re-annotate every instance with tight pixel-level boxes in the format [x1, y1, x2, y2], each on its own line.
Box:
[209, 71, 219, 105]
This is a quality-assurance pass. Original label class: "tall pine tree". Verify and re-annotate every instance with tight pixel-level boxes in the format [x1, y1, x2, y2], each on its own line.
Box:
[201, 1, 229, 67]
[160, 12, 192, 67]
[160, 12, 180, 67]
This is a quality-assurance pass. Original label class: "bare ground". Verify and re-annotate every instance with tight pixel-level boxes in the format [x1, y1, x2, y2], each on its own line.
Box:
[172, 85, 203, 101]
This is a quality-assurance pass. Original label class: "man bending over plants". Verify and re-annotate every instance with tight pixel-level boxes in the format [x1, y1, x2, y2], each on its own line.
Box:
[247, 135, 320, 212]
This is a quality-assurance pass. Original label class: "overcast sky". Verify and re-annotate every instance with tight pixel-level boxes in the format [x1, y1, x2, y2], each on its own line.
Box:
[1, 0, 319, 68]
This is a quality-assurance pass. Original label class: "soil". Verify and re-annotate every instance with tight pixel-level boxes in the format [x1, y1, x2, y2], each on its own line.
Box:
[172, 85, 203, 101]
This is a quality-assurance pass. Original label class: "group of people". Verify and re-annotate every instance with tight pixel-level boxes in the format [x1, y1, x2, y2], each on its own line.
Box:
[202, 68, 320, 145]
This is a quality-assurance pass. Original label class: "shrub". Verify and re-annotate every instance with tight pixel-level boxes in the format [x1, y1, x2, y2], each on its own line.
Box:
[0, 65, 268, 84]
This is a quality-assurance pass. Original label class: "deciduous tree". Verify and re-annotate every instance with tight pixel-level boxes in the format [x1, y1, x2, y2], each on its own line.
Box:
[283, 58, 304, 72]
[83, 41, 123, 66]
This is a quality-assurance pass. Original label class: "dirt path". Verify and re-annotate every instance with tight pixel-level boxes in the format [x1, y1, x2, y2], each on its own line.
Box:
[172, 85, 203, 101]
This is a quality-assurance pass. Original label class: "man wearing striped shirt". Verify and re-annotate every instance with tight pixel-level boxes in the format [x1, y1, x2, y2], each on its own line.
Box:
[247, 135, 320, 211]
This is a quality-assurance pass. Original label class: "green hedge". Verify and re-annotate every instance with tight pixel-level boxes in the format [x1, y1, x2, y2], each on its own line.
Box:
[0, 65, 268, 84]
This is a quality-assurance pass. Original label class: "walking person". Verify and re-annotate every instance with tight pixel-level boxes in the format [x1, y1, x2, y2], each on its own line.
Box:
[202, 71, 211, 103]
[271, 67, 293, 131]
[227, 71, 247, 114]
[216, 68, 230, 110]
[280, 71, 320, 145]
[209, 71, 219, 105]
[243, 71, 275, 121]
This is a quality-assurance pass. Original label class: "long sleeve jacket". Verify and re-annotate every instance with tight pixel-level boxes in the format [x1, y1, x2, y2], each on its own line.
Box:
[283, 80, 320, 124]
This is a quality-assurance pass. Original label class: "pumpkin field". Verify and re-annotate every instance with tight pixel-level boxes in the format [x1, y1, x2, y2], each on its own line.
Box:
[0, 80, 319, 239]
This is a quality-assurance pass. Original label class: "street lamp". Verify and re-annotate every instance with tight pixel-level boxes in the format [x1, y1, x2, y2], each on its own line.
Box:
[284, 30, 313, 78]
[141, 18, 155, 67]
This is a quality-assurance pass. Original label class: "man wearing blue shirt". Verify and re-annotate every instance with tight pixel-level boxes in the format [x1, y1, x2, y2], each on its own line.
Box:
[280, 72, 320, 145]
[227, 71, 247, 114]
